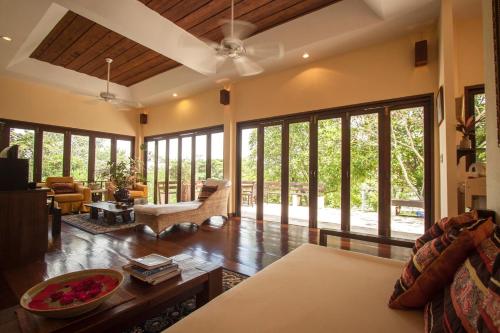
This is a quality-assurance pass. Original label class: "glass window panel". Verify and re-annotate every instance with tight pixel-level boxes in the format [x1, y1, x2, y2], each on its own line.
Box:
[263, 125, 282, 222]
[350, 113, 379, 235]
[9, 128, 35, 182]
[210, 132, 224, 179]
[241, 128, 257, 219]
[42, 132, 64, 180]
[181, 137, 192, 201]
[473, 93, 486, 163]
[116, 140, 131, 165]
[169, 138, 178, 203]
[318, 118, 342, 229]
[288, 122, 310, 226]
[195, 135, 207, 196]
[95, 138, 111, 182]
[157, 140, 166, 204]
[390, 107, 425, 240]
[146, 141, 156, 203]
[70, 135, 89, 181]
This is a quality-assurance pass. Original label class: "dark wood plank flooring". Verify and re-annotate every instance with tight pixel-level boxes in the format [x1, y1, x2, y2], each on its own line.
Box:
[0, 217, 411, 310]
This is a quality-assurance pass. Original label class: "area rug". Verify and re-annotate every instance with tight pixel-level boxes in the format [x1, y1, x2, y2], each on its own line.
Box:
[62, 213, 141, 234]
[122, 269, 249, 333]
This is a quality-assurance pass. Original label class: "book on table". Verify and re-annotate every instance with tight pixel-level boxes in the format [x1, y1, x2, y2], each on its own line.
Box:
[129, 253, 173, 270]
[123, 253, 181, 285]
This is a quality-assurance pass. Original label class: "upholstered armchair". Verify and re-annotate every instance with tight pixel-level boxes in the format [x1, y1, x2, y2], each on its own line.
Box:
[104, 182, 148, 202]
[44, 177, 91, 214]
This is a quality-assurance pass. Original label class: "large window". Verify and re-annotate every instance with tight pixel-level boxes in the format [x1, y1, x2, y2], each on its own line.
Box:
[465, 85, 486, 165]
[144, 126, 224, 204]
[9, 128, 35, 181]
[1, 119, 135, 184]
[237, 96, 433, 241]
[70, 134, 90, 181]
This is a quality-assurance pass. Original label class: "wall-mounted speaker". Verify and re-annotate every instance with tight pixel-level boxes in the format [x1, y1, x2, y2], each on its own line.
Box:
[220, 89, 230, 105]
[415, 40, 428, 67]
[140, 113, 148, 124]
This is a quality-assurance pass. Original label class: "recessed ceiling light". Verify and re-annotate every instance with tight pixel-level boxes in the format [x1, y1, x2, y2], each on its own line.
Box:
[1, 36, 12, 42]
[302, 53, 310, 59]
[172, 93, 178, 97]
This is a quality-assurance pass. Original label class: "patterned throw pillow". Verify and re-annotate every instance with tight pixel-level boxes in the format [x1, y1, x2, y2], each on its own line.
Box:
[389, 218, 495, 309]
[424, 225, 499, 333]
[413, 211, 478, 254]
[197, 185, 218, 201]
[50, 182, 75, 194]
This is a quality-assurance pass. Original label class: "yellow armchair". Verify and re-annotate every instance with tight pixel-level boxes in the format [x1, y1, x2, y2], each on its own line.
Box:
[105, 182, 148, 202]
[45, 177, 91, 214]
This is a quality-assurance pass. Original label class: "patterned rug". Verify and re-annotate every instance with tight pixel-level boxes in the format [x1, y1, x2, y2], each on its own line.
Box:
[123, 269, 248, 333]
[62, 212, 141, 234]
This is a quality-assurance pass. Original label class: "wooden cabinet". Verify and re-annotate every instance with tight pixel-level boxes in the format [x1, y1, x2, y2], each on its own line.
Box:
[0, 190, 48, 268]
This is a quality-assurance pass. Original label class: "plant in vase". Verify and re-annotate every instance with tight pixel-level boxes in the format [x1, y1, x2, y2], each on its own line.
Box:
[100, 158, 143, 202]
[456, 113, 485, 149]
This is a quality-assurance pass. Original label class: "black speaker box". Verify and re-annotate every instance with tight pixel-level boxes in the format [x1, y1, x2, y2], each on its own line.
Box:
[140, 113, 148, 124]
[220, 89, 230, 105]
[0, 159, 29, 190]
[415, 40, 428, 67]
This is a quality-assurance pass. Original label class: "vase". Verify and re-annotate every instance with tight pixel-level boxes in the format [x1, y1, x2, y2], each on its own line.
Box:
[113, 188, 130, 202]
[459, 136, 472, 149]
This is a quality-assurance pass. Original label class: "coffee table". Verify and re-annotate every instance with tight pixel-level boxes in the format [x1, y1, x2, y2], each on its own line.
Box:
[84, 202, 134, 224]
[12, 255, 222, 333]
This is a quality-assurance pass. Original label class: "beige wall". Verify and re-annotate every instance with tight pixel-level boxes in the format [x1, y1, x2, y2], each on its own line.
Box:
[0, 75, 138, 136]
[482, 0, 500, 219]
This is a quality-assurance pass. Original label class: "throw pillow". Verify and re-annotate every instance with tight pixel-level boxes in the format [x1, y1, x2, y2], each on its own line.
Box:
[424, 225, 499, 333]
[198, 185, 218, 201]
[389, 218, 495, 309]
[50, 182, 75, 194]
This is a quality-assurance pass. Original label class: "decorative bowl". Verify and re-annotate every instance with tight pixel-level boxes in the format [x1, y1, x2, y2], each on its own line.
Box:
[20, 269, 124, 318]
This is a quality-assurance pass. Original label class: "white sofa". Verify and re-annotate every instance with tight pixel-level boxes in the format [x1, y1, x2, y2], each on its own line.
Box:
[165, 244, 423, 333]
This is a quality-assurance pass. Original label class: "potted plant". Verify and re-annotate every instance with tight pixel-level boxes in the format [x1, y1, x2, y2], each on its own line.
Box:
[456, 113, 485, 149]
[100, 158, 143, 202]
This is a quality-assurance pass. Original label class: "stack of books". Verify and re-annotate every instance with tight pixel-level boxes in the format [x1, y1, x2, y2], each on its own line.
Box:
[123, 254, 181, 285]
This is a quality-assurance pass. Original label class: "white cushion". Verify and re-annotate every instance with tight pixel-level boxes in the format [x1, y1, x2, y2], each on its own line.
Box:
[134, 201, 202, 216]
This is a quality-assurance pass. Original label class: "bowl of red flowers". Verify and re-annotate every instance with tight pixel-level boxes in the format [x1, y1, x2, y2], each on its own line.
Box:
[20, 269, 123, 318]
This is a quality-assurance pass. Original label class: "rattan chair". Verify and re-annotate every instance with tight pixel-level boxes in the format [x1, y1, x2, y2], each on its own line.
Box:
[134, 179, 231, 236]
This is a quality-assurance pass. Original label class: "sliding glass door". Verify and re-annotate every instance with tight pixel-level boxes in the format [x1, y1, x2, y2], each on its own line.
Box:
[237, 96, 433, 240]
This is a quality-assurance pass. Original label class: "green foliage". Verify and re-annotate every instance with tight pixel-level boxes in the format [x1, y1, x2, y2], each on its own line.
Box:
[42, 132, 64, 180]
[9, 129, 35, 181]
[70, 135, 89, 181]
[100, 158, 143, 189]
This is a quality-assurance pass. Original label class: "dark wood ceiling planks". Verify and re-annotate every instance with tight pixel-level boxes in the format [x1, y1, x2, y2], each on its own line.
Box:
[31, 0, 340, 87]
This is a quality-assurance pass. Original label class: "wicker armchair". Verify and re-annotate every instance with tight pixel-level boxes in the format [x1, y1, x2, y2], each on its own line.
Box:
[134, 179, 231, 236]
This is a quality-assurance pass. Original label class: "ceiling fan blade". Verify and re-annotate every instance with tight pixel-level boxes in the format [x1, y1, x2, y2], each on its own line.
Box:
[114, 98, 142, 109]
[246, 42, 285, 59]
[220, 19, 256, 40]
[233, 56, 263, 77]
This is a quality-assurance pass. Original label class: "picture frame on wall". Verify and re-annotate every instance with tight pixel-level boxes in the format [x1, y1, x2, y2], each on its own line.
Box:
[437, 86, 444, 126]
[492, 0, 500, 146]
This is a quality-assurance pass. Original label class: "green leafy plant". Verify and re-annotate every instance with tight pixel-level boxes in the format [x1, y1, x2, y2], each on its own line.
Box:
[100, 158, 143, 189]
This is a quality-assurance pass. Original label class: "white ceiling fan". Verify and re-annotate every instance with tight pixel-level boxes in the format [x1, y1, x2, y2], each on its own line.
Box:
[200, 0, 284, 76]
[92, 58, 141, 109]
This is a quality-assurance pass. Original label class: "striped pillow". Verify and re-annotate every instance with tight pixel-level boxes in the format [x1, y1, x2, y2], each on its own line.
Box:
[390, 218, 495, 309]
[425, 225, 499, 333]
[198, 185, 218, 201]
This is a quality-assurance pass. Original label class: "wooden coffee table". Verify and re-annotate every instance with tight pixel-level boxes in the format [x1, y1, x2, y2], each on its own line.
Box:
[11, 255, 222, 333]
[84, 202, 134, 224]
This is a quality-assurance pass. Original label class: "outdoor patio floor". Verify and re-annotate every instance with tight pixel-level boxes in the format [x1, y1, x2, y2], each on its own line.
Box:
[241, 203, 424, 240]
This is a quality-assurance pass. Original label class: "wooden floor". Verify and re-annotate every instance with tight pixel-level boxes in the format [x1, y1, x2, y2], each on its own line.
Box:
[0, 217, 412, 310]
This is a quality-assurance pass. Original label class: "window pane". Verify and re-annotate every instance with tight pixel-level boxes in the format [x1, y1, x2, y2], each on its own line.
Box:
[181, 137, 192, 201]
[474, 93, 486, 163]
[116, 140, 131, 165]
[263, 125, 282, 222]
[169, 138, 178, 203]
[288, 122, 309, 226]
[157, 140, 166, 204]
[391, 107, 425, 239]
[95, 138, 111, 182]
[318, 118, 342, 229]
[241, 128, 257, 219]
[70, 135, 89, 181]
[350, 113, 378, 235]
[195, 135, 207, 196]
[42, 132, 64, 180]
[210, 132, 224, 179]
[146, 141, 155, 203]
[9, 128, 35, 182]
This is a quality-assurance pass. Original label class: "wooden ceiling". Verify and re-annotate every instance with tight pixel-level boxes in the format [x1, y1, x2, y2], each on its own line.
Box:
[31, 0, 340, 87]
